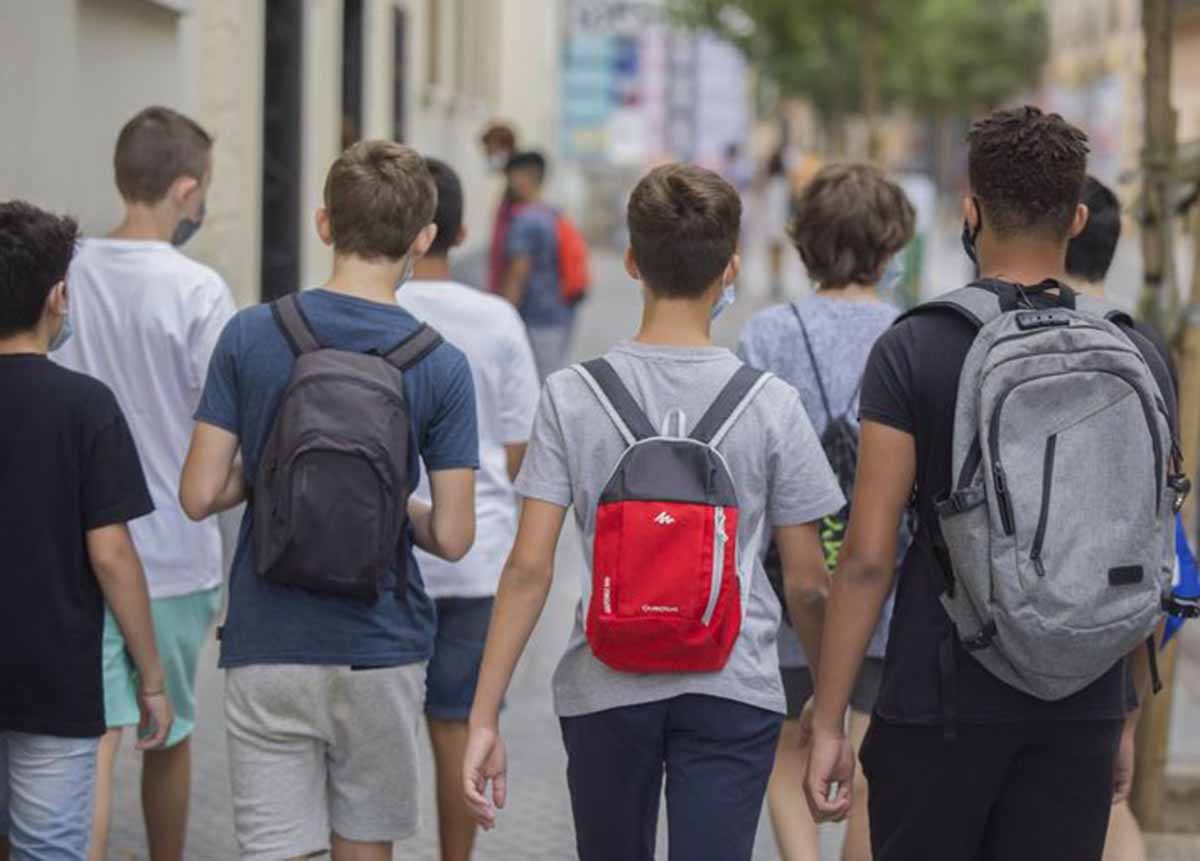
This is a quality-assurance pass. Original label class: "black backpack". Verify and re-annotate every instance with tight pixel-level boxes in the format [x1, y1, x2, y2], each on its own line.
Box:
[253, 294, 443, 603]
[766, 306, 861, 618]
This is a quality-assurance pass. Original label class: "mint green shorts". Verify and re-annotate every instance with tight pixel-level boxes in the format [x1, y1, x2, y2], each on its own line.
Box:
[102, 587, 222, 748]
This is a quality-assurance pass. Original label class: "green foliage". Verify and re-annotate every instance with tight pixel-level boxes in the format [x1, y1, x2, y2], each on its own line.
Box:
[669, 0, 1048, 119]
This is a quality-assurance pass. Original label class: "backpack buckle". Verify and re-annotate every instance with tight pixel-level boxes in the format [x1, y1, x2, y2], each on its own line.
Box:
[962, 621, 997, 652]
[1164, 594, 1200, 620]
[1169, 474, 1192, 514]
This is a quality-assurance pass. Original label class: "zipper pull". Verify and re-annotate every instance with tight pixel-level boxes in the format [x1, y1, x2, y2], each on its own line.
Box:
[993, 463, 1015, 535]
[1032, 555, 1046, 578]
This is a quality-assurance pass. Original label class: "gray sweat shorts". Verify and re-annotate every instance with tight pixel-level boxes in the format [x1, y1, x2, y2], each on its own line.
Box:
[225, 662, 426, 860]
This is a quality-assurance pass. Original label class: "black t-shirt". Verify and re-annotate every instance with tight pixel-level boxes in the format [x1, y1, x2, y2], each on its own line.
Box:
[0, 355, 153, 737]
[860, 285, 1177, 724]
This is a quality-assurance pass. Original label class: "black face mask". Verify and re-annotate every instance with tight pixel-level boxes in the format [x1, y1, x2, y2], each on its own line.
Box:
[961, 198, 983, 273]
[171, 200, 206, 247]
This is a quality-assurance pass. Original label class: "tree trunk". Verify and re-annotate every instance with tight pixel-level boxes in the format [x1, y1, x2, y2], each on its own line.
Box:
[859, 0, 882, 162]
[1136, 0, 1176, 333]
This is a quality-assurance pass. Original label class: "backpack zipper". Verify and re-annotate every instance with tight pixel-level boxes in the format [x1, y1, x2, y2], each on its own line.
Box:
[701, 507, 728, 626]
[1029, 434, 1057, 577]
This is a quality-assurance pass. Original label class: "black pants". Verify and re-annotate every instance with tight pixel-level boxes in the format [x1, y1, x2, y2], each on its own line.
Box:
[559, 694, 782, 861]
[860, 717, 1124, 861]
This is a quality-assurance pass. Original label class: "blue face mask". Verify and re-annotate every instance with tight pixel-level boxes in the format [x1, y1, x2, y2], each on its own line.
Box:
[49, 313, 73, 352]
[711, 283, 737, 320]
[879, 256, 906, 298]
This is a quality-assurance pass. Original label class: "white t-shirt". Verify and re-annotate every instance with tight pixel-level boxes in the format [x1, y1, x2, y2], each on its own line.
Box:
[396, 279, 540, 598]
[55, 239, 236, 599]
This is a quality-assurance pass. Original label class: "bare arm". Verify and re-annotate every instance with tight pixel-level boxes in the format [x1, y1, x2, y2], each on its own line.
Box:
[408, 467, 476, 562]
[87, 524, 172, 749]
[775, 522, 831, 680]
[500, 256, 532, 308]
[179, 422, 244, 520]
[504, 443, 528, 483]
[464, 498, 568, 827]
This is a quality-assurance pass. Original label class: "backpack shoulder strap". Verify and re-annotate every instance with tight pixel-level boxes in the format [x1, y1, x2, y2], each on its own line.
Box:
[1073, 294, 1135, 328]
[791, 304, 834, 421]
[690, 365, 772, 447]
[384, 324, 444, 372]
[272, 293, 322, 355]
[894, 281, 1017, 331]
[573, 358, 657, 445]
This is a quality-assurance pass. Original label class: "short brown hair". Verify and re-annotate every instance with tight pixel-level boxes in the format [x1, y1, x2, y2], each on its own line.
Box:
[480, 122, 516, 151]
[967, 106, 1089, 238]
[790, 164, 915, 288]
[114, 106, 213, 204]
[627, 164, 742, 298]
[323, 140, 437, 261]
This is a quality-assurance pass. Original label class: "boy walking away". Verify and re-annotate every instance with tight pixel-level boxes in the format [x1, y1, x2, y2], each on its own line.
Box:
[807, 107, 1186, 861]
[395, 158, 540, 861]
[180, 141, 479, 861]
[463, 164, 844, 861]
[0, 202, 172, 861]
[501, 151, 579, 380]
[52, 106, 235, 861]
[739, 163, 915, 861]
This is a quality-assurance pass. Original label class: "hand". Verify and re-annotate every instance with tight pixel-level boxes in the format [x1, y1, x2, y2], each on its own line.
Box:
[463, 725, 508, 830]
[1112, 721, 1137, 804]
[805, 726, 855, 822]
[136, 690, 173, 751]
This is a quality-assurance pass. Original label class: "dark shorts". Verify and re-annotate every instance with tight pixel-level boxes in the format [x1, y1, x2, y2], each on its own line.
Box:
[781, 657, 883, 718]
[560, 695, 782, 861]
[860, 716, 1123, 861]
[425, 596, 494, 721]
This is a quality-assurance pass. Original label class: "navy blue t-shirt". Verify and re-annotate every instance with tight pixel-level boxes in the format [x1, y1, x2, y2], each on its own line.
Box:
[195, 289, 479, 668]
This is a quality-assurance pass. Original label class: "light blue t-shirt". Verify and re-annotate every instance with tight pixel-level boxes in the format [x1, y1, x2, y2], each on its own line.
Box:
[195, 289, 479, 669]
[506, 205, 574, 328]
[738, 295, 899, 666]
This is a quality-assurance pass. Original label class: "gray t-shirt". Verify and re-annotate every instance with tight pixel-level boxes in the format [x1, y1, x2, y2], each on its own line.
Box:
[738, 295, 899, 666]
[514, 341, 844, 717]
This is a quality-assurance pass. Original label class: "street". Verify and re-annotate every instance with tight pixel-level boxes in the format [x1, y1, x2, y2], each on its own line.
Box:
[105, 248, 1200, 859]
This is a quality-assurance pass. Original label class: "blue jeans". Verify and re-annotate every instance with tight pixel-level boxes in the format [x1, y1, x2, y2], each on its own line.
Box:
[560, 695, 782, 861]
[0, 732, 100, 861]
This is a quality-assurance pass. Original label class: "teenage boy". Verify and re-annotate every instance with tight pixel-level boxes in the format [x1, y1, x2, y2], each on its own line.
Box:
[395, 158, 540, 861]
[51, 106, 234, 861]
[0, 201, 172, 861]
[463, 164, 843, 861]
[1065, 175, 1170, 861]
[179, 140, 479, 861]
[806, 107, 1178, 860]
[500, 150, 574, 380]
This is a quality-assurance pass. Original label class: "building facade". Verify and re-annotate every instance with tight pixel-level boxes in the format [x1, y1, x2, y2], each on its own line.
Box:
[1, 0, 560, 306]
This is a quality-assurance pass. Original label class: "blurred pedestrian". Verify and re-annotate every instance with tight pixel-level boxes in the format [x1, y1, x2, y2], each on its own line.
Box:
[179, 141, 478, 861]
[739, 163, 915, 861]
[501, 151, 576, 380]
[0, 201, 171, 861]
[806, 107, 1178, 861]
[762, 148, 792, 300]
[53, 106, 234, 861]
[481, 121, 518, 294]
[464, 163, 843, 861]
[395, 158, 540, 861]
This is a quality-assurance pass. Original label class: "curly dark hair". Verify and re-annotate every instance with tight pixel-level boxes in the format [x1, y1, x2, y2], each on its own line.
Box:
[0, 201, 79, 337]
[789, 164, 915, 289]
[967, 106, 1089, 239]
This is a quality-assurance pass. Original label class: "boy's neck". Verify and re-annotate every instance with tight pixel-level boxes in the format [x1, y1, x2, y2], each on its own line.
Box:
[977, 234, 1069, 287]
[110, 203, 176, 243]
[1061, 274, 1106, 299]
[0, 330, 48, 356]
[634, 293, 714, 348]
[323, 253, 406, 305]
[411, 255, 453, 283]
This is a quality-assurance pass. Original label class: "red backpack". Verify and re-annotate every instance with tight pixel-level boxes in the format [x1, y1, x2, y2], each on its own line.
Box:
[556, 215, 591, 305]
[575, 359, 771, 672]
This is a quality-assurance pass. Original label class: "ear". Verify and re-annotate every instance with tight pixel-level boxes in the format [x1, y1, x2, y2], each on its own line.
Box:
[725, 252, 741, 285]
[453, 224, 468, 248]
[409, 223, 438, 259]
[315, 208, 334, 246]
[1069, 203, 1089, 239]
[171, 174, 201, 205]
[961, 195, 979, 230]
[46, 280, 68, 317]
[624, 247, 642, 282]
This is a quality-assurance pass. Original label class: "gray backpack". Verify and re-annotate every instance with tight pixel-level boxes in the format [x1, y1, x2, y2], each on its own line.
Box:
[914, 280, 1188, 701]
[254, 293, 443, 603]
